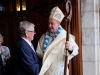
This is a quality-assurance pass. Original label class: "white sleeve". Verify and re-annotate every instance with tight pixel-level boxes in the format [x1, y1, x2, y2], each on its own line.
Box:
[68, 36, 79, 60]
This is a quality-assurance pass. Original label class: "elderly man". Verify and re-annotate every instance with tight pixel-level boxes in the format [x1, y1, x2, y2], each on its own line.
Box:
[36, 6, 79, 75]
[11, 21, 41, 75]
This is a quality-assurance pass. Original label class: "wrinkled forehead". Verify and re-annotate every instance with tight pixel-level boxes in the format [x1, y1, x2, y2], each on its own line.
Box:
[49, 18, 60, 24]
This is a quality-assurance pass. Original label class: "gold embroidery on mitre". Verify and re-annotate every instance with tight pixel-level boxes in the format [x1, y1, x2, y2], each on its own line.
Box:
[49, 6, 64, 23]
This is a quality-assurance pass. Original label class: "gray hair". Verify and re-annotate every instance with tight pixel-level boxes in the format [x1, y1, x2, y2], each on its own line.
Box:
[0, 34, 3, 43]
[19, 21, 35, 36]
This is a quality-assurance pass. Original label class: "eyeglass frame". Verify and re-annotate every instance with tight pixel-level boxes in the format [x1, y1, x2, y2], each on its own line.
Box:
[27, 30, 36, 33]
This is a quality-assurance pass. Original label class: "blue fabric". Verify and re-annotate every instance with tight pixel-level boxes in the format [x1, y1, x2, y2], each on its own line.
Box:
[10, 38, 41, 75]
[43, 25, 62, 52]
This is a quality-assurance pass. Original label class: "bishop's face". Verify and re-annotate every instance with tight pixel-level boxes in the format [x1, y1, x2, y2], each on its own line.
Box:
[48, 18, 60, 33]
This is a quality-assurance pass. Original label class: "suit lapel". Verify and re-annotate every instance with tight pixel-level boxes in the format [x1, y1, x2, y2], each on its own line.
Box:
[20, 38, 36, 54]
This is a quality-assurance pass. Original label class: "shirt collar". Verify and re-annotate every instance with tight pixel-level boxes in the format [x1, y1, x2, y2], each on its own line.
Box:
[22, 37, 32, 47]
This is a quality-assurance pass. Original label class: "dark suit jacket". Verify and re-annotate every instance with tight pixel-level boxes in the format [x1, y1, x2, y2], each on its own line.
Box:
[0, 54, 4, 75]
[11, 38, 41, 75]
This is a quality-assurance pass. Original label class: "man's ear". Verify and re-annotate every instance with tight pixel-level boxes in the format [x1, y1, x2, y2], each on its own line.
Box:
[25, 31, 28, 37]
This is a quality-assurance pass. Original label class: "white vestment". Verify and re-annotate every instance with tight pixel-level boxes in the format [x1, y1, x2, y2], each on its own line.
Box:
[36, 29, 79, 75]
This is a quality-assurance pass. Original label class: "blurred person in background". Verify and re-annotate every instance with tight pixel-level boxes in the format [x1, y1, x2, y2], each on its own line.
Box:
[0, 34, 11, 71]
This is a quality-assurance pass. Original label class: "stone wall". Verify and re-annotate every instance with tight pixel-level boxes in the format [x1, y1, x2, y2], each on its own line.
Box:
[81, 0, 100, 75]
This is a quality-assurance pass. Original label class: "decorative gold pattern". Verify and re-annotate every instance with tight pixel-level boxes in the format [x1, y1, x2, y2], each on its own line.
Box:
[49, 6, 64, 23]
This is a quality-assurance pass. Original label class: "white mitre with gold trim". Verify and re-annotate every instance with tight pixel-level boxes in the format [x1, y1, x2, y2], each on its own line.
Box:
[49, 6, 65, 23]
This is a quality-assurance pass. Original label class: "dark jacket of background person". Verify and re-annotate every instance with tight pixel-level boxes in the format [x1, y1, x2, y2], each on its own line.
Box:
[0, 54, 5, 75]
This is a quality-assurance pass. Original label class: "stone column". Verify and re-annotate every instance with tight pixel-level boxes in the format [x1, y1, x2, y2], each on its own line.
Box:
[81, 0, 100, 75]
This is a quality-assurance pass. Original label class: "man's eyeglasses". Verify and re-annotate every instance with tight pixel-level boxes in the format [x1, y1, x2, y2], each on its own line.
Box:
[27, 30, 36, 33]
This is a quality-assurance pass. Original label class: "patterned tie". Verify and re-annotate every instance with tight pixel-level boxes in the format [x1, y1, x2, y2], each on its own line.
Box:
[31, 44, 36, 53]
